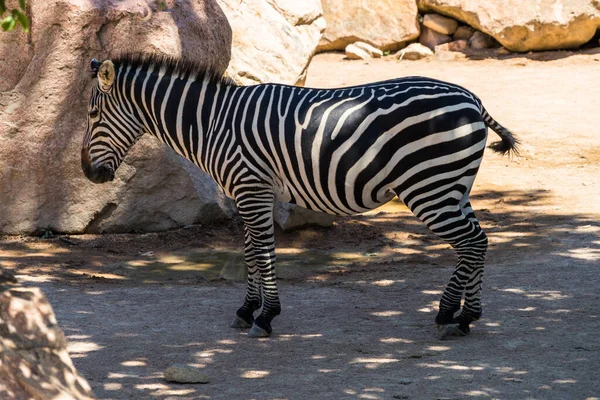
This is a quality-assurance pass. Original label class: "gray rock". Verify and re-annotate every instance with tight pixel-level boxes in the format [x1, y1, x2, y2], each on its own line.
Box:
[398, 43, 434, 60]
[274, 203, 336, 232]
[164, 365, 210, 384]
[0, 0, 233, 235]
[423, 13, 458, 35]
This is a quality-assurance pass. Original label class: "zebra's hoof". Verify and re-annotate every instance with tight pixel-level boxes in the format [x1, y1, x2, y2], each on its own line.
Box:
[437, 323, 469, 340]
[230, 315, 253, 329]
[248, 324, 270, 338]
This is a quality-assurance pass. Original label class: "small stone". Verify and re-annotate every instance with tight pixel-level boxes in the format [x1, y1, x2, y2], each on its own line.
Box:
[419, 25, 452, 50]
[435, 50, 466, 61]
[399, 378, 412, 385]
[495, 46, 512, 55]
[398, 43, 434, 60]
[435, 39, 468, 52]
[423, 13, 458, 35]
[453, 25, 474, 41]
[345, 43, 371, 60]
[353, 41, 384, 58]
[469, 31, 496, 49]
[504, 377, 524, 383]
[164, 365, 210, 384]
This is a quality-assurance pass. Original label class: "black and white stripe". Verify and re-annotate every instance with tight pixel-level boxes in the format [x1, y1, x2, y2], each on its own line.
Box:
[82, 55, 518, 337]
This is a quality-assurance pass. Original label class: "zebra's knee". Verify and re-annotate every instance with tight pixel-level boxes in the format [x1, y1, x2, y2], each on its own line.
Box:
[455, 227, 488, 258]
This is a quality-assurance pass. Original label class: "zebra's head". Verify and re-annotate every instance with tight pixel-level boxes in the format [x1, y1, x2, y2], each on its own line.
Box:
[82, 58, 144, 184]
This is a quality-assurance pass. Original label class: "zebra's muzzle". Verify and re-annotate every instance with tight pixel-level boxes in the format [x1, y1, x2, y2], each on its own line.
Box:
[81, 148, 115, 184]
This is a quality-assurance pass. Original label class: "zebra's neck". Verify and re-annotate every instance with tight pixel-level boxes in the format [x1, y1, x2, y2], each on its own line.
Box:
[118, 65, 242, 177]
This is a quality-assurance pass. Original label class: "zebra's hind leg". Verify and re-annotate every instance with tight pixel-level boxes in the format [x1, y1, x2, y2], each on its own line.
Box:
[403, 190, 487, 339]
[434, 214, 487, 339]
[231, 226, 262, 329]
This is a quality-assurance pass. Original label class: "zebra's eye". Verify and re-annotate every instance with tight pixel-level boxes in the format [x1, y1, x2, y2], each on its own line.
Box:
[89, 107, 99, 119]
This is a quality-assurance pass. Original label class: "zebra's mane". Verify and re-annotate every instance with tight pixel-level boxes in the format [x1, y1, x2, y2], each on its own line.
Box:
[110, 53, 237, 87]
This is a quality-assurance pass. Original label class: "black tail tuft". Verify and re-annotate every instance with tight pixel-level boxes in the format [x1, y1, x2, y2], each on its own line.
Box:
[482, 107, 519, 157]
[489, 134, 520, 157]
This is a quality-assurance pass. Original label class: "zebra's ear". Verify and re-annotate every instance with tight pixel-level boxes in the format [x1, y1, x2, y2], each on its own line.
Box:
[97, 60, 116, 93]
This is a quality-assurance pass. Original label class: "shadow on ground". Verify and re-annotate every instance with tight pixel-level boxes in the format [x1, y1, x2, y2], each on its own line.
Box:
[1, 187, 599, 399]
[2, 188, 597, 284]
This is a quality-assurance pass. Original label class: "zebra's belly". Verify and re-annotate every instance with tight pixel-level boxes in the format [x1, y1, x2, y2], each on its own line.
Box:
[275, 178, 397, 217]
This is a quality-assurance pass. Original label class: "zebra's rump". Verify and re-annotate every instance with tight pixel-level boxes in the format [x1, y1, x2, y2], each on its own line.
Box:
[240, 77, 488, 216]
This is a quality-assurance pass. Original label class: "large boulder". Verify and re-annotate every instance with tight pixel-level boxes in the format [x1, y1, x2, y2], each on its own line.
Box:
[219, 0, 325, 86]
[0, 0, 234, 235]
[417, 0, 600, 52]
[317, 0, 420, 52]
[0, 0, 326, 235]
[0, 284, 94, 399]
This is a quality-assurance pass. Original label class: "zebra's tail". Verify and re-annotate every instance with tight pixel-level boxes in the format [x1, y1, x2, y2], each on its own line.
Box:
[481, 106, 519, 156]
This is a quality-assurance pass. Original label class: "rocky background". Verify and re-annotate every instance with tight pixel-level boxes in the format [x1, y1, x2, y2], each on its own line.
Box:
[325, 0, 600, 60]
[1, 0, 600, 236]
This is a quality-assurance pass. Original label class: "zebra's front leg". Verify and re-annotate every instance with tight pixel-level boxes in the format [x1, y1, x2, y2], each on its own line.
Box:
[247, 232, 280, 338]
[236, 191, 281, 338]
[231, 226, 262, 329]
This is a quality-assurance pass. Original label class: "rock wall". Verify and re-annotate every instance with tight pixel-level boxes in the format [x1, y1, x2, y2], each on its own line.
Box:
[0, 284, 94, 399]
[323, 0, 600, 57]
[0, 0, 326, 235]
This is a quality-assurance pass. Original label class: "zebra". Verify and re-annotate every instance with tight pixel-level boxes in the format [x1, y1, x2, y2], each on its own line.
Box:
[82, 54, 518, 339]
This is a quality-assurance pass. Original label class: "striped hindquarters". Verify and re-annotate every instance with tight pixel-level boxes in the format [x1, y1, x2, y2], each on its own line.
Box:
[237, 78, 490, 217]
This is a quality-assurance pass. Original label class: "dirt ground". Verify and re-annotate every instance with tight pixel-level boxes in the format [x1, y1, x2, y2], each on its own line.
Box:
[2, 51, 600, 399]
